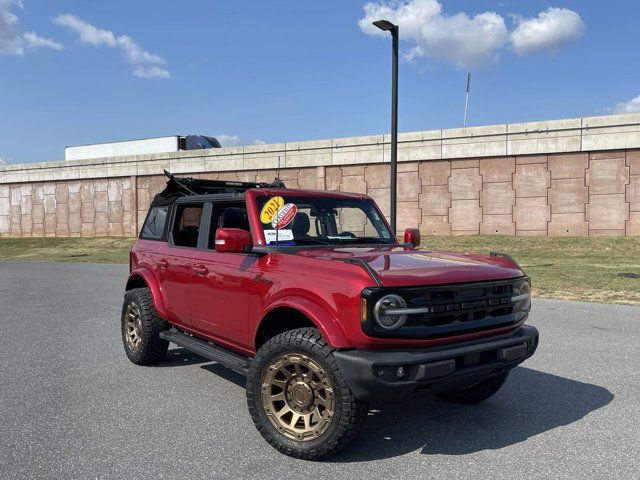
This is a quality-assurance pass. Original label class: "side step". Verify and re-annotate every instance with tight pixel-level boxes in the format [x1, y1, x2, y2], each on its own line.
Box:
[160, 329, 251, 376]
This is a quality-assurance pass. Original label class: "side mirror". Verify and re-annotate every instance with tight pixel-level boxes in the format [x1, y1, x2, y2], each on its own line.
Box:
[404, 228, 421, 249]
[215, 228, 252, 253]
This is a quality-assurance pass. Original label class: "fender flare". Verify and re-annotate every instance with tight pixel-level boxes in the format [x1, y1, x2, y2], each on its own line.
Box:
[126, 268, 169, 320]
[261, 296, 350, 348]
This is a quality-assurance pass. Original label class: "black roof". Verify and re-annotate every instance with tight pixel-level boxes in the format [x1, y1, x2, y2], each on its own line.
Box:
[150, 170, 286, 206]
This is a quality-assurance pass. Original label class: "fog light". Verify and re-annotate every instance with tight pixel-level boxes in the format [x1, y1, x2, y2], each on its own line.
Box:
[396, 366, 407, 379]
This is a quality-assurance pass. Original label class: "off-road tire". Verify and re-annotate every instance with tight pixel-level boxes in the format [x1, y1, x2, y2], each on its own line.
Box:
[246, 327, 368, 460]
[435, 371, 509, 404]
[121, 287, 169, 365]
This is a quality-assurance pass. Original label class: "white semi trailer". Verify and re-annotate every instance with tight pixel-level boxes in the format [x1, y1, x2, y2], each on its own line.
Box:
[65, 135, 221, 161]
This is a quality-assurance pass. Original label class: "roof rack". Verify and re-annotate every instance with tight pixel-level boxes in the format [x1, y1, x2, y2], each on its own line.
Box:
[151, 170, 286, 206]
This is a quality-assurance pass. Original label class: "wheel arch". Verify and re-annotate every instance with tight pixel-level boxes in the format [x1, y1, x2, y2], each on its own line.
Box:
[254, 298, 350, 351]
[125, 268, 168, 320]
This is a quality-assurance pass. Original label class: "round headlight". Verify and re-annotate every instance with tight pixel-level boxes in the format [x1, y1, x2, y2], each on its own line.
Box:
[512, 280, 531, 312]
[373, 294, 408, 330]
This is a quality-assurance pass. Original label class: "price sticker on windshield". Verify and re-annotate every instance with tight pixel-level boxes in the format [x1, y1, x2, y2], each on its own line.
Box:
[260, 196, 285, 224]
[271, 203, 297, 229]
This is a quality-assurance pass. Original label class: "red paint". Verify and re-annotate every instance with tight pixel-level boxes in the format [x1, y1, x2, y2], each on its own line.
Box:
[128, 188, 528, 355]
[215, 228, 252, 254]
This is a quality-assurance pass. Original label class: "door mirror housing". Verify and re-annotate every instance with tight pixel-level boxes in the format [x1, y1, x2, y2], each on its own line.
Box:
[404, 228, 421, 249]
[215, 228, 252, 253]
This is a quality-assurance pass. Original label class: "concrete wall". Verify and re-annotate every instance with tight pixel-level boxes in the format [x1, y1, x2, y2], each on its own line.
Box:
[2, 113, 640, 237]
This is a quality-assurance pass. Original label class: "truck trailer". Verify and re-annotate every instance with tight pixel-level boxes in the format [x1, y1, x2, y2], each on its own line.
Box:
[64, 135, 222, 161]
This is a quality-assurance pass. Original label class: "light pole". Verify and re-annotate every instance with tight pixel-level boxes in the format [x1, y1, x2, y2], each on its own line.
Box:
[373, 19, 399, 235]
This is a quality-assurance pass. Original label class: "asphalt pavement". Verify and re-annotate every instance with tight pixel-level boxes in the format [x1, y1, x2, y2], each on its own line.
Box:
[0, 262, 639, 480]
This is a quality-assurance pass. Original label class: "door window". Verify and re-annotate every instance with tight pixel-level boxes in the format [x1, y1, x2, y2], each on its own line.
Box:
[171, 204, 204, 248]
[140, 206, 168, 240]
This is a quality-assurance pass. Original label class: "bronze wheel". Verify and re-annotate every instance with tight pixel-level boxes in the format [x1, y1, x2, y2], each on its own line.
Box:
[261, 353, 336, 441]
[247, 328, 368, 460]
[124, 302, 143, 351]
[121, 288, 169, 365]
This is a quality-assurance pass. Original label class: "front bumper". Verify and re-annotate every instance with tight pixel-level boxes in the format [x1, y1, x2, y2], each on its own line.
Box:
[333, 325, 539, 402]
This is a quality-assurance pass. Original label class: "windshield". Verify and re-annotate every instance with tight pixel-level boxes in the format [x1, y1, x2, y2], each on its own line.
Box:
[256, 195, 395, 246]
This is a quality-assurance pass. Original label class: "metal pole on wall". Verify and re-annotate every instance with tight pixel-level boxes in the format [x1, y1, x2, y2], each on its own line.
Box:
[463, 72, 471, 128]
[373, 19, 399, 235]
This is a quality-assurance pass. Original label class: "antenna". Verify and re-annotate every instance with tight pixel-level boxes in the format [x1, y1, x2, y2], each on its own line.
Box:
[463, 72, 471, 128]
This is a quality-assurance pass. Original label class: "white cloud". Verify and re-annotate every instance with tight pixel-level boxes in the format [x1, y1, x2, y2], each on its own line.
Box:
[23, 31, 63, 50]
[0, 154, 11, 165]
[359, 0, 509, 68]
[216, 134, 242, 147]
[511, 7, 585, 55]
[133, 65, 170, 79]
[52, 14, 169, 79]
[2, 0, 63, 55]
[215, 135, 268, 147]
[358, 1, 585, 68]
[0, 0, 22, 54]
[610, 95, 640, 115]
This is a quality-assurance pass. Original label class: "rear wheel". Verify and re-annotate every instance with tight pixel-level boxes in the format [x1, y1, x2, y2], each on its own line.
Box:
[121, 287, 169, 365]
[246, 328, 368, 460]
[435, 371, 509, 404]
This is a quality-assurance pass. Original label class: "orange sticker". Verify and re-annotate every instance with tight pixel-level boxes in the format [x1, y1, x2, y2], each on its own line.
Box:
[260, 196, 285, 223]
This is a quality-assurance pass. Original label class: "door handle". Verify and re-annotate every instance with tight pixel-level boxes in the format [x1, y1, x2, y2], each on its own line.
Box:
[193, 265, 209, 276]
[157, 258, 169, 269]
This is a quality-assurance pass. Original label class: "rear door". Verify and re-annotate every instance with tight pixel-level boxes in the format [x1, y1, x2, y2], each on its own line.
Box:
[155, 201, 206, 327]
[190, 201, 257, 347]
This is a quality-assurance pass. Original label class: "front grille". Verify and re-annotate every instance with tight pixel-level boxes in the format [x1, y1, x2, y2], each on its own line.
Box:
[362, 278, 528, 339]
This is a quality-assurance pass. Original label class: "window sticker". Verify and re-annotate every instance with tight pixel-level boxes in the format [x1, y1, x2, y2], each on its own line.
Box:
[260, 196, 285, 224]
[264, 229, 294, 243]
[271, 203, 297, 229]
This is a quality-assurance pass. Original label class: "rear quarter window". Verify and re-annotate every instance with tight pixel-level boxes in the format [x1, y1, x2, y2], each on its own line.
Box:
[140, 206, 168, 240]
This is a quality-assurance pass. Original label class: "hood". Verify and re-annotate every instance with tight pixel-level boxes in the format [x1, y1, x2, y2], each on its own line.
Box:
[295, 247, 524, 287]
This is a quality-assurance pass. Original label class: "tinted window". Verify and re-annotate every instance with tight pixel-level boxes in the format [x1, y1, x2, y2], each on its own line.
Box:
[172, 204, 203, 248]
[140, 206, 168, 240]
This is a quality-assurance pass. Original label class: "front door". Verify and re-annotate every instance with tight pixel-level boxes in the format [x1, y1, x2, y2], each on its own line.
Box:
[190, 202, 257, 347]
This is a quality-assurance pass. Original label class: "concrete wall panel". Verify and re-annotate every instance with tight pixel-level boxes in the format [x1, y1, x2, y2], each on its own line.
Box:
[514, 197, 549, 232]
[480, 182, 515, 215]
[586, 157, 629, 195]
[549, 179, 588, 213]
[586, 194, 629, 231]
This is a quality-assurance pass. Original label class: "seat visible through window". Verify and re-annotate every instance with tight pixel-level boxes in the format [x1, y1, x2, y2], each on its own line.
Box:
[173, 205, 203, 248]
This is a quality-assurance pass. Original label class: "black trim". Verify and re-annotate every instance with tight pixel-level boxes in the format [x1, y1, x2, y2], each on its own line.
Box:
[151, 170, 285, 207]
[250, 243, 411, 254]
[361, 277, 530, 339]
[160, 329, 251, 376]
[333, 325, 539, 402]
[341, 258, 383, 287]
[490, 251, 523, 270]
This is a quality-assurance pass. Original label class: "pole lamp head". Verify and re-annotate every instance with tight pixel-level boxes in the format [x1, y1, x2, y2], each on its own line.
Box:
[373, 19, 398, 34]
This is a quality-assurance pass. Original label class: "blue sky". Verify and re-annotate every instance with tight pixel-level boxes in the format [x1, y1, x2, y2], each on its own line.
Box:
[0, 0, 638, 164]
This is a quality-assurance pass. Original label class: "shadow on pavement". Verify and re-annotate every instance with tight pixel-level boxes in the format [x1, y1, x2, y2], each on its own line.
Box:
[156, 350, 614, 462]
[201, 363, 246, 388]
[157, 347, 209, 367]
[329, 366, 614, 462]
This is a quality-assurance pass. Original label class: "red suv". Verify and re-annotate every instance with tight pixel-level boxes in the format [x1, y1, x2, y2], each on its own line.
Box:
[122, 172, 538, 459]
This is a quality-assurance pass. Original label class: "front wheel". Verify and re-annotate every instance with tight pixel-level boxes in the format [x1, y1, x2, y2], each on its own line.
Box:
[246, 328, 368, 460]
[435, 371, 509, 404]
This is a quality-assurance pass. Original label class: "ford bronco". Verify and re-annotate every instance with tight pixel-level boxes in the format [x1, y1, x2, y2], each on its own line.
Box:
[122, 171, 538, 459]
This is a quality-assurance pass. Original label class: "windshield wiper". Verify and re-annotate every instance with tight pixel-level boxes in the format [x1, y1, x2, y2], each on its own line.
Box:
[292, 238, 332, 245]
